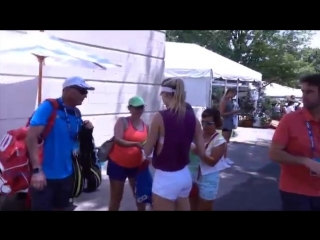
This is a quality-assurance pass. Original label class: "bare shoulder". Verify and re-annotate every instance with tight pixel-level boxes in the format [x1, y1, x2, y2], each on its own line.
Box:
[211, 133, 226, 146]
[219, 98, 227, 107]
[220, 97, 228, 103]
[216, 133, 226, 142]
[115, 117, 124, 124]
[152, 112, 162, 122]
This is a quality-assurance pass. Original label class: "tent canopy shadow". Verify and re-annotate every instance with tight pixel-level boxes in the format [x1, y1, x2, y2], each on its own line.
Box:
[0, 77, 38, 137]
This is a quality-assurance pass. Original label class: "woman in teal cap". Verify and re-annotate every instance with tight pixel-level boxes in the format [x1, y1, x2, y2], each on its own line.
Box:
[108, 96, 148, 211]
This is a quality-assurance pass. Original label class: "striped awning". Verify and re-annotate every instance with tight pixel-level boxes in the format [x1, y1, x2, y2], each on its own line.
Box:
[0, 31, 121, 70]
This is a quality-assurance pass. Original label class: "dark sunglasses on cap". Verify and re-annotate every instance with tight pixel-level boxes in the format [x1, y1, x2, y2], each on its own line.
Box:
[129, 105, 144, 110]
[201, 120, 215, 126]
[70, 86, 88, 95]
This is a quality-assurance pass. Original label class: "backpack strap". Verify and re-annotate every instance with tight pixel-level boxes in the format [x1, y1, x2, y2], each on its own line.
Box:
[196, 132, 220, 181]
[42, 99, 59, 139]
[25, 99, 59, 138]
[122, 117, 128, 130]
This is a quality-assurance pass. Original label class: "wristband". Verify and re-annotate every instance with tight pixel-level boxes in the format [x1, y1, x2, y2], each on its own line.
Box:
[32, 167, 41, 174]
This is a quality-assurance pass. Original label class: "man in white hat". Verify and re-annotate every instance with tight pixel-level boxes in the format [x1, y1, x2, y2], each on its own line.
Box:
[26, 76, 94, 211]
[61, 76, 95, 106]
[284, 95, 296, 114]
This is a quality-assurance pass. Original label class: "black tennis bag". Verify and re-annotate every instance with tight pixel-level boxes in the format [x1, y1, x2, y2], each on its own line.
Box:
[71, 155, 85, 198]
[78, 126, 102, 193]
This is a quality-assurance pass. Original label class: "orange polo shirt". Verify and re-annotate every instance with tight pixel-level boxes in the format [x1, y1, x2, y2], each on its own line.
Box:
[272, 108, 320, 196]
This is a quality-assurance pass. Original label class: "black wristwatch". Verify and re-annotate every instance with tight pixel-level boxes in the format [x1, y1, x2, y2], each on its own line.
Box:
[32, 168, 41, 174]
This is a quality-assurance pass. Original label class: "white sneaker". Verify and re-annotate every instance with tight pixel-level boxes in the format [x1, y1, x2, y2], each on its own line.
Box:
[225, 158, 234, 165]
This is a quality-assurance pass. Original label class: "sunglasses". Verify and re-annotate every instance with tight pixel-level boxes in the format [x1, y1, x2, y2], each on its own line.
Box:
[129, 105, 144, 110]
[201, 120, 215, 126]
[70, 86, 88, 95]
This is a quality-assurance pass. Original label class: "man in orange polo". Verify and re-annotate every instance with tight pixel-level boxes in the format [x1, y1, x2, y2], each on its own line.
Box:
[270, 74, 320, 211]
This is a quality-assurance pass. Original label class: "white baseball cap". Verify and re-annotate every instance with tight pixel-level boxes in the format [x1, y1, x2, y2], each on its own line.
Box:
[62, 76, 95, 90]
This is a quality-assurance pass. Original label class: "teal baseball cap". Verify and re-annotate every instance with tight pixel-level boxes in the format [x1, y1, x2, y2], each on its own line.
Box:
[128, 96, 145, 107]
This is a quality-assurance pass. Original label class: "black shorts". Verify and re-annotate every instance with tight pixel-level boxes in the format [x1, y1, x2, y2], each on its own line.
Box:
[222, 129, 232, 132]
[280, 190, 320, 211]
[30, 174, 73, 211]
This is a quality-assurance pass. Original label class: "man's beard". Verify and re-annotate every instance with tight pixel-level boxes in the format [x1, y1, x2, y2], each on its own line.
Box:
[305, 102, 320, 111]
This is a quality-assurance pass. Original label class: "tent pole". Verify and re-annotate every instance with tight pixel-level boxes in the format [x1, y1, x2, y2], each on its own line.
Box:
[236, 78, 240, 124]
[36, 30, 45, 106]
[209, 70, 214, 108]
[236, 78, 239, 103]
[36, 56, 46, 106]
[224, 78, 227, 94]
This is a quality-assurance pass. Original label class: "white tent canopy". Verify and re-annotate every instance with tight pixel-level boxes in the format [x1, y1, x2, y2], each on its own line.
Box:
[164, 42, 262, 82]
[264, 83, 302, 98]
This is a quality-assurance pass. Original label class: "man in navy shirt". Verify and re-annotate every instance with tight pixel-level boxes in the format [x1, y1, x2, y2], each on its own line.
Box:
[26, 76, 94, 211]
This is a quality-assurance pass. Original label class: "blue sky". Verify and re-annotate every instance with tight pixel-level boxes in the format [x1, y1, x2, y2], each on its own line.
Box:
[310, 31, 320, 48]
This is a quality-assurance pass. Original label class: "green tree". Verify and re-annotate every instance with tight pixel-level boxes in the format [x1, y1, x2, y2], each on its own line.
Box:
[166, 30, 315, 86]
[298, 47, 320, 74]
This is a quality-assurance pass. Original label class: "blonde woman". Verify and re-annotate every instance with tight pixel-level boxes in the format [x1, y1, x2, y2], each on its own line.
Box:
[143, 78, 207, 211]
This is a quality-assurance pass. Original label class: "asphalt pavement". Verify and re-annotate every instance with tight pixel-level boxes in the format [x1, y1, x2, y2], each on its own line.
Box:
[74, 127, 281, 211]
[0, 127, 281, 211]
[215, 142, 281, 211]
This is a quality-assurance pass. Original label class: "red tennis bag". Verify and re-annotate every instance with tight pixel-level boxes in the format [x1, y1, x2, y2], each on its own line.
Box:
[0, 99, 58, 195]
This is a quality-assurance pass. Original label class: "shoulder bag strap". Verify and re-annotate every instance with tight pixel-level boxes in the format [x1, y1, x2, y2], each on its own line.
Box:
[204, 132, 219, 150]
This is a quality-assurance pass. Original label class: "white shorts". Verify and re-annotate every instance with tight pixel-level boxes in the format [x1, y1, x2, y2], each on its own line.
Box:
[152, 166, 192, 201]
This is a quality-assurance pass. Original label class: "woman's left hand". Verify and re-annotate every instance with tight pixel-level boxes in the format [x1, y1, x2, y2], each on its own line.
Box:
[190, 143, 198, 154]
[84, 120, 94, 129]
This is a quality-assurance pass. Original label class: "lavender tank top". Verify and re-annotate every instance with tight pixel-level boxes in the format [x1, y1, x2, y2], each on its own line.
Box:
[152, 108, 196, 172]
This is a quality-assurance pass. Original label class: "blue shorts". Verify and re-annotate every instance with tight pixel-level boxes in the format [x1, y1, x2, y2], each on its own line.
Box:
[191, 171, 220, 201]
[107, 159, 139, 181]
